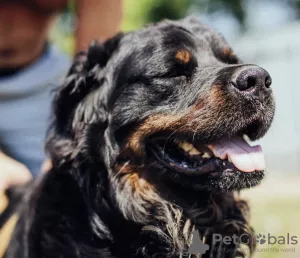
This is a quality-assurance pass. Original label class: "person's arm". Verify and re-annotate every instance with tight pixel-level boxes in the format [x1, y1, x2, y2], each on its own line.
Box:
[41, 159, 52, 173]
[0, 152, 32, 192]
[75, 0, 123, 52]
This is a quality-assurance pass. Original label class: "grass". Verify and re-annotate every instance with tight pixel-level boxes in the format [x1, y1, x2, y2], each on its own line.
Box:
[241, 177, 300, 258]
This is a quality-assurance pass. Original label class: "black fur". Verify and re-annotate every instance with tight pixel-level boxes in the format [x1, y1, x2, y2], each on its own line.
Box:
[3, 17, 275, 258]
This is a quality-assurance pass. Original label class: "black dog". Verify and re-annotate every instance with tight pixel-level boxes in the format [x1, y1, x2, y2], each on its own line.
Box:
[3, 17, 275, 258]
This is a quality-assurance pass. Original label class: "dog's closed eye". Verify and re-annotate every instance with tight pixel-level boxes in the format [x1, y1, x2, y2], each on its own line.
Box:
[159, 49, 197, 78]
[175, 49, 191, 63]
[215, 47, 240, 65]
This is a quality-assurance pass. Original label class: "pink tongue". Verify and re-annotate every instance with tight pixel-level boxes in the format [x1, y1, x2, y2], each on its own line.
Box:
[208, 137, 265, 172]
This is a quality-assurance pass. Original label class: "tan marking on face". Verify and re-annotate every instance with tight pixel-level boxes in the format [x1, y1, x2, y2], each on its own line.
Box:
[175, 49, 191, 63]
[126, 174, 153, 193]
[125, 86, 226, 156]
[191, 84, 225, 113]
[193, 101, 205, 111]
[223, 47, 234, 57]
[209, 85, 226, 104]
[126, 114, 187, 155]
[115, 164, 154, 194]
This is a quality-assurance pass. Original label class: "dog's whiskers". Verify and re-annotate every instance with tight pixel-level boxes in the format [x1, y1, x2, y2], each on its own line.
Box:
[192, 123, 200, 143]
[162, 123, 191, 153]
[112, 160, 130, 181]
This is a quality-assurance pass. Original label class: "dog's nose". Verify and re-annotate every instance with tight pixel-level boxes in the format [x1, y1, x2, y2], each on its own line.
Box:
[233, 67, 272, 92]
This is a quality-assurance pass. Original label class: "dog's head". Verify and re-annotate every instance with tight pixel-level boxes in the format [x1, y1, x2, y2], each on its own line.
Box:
[48, 17, 274, 198]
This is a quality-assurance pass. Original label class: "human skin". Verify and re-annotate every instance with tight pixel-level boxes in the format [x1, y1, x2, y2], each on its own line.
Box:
[0, 0, 122, 191]
[75, 0, 123, 51]
[0, 2, 55, 69]
[0, 152, 32, 191]
[0, 0, 123, 68]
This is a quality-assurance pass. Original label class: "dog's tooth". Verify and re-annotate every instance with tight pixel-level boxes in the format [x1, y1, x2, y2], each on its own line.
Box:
[202, 152, 211, 158]
[189, 147, 201, 155]
[177, 141, 184, 148]
[228, 157, 232, 163]
[178, 141, 194, 152]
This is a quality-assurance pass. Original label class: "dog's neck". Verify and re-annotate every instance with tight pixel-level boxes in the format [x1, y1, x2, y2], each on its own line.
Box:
[22, 162, 254, 258]
[73, 162, 253, 257]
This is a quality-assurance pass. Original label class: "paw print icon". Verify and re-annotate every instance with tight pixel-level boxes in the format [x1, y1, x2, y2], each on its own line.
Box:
[256, 234, 266, 244]
[188, 230, 210, 255]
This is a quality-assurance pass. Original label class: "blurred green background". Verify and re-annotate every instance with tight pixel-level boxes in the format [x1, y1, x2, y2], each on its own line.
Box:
[52, 0, 249, 52]
[51, 1, 300, 257]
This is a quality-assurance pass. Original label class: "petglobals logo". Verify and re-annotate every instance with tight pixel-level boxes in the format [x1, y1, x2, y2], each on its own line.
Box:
[212, 233, 298, 246]
[185, 230, 299, 256]
[256, 233, 298, 245]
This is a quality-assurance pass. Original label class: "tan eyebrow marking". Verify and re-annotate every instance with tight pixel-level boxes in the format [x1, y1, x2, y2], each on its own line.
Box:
[223, 47, 234, 57]
[175, 49, 191, 63]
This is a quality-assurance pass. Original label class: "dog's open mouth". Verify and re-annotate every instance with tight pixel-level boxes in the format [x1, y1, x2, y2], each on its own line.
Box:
[149, 136, 265, 176]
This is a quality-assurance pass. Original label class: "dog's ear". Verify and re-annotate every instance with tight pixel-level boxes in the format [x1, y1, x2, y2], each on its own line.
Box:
[47, 33, 123, 166]
[181, 16, 241, 64]
[53, 33, 124, 136]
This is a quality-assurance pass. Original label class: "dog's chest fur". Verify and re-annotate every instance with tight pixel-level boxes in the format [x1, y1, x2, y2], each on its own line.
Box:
[5, 171, 250, 258]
